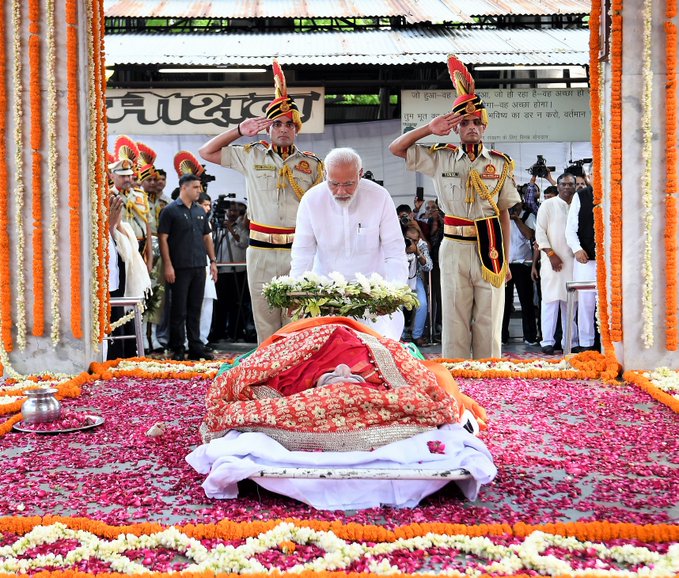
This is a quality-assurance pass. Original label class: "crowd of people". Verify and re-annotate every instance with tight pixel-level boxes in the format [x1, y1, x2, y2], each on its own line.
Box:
[106, 56, 597, 362]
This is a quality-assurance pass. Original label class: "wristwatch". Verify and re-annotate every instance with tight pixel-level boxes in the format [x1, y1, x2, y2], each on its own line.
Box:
[210, 258, 217, 263]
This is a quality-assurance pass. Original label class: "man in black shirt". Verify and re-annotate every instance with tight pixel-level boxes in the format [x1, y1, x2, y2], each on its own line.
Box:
[158, 174, 218, 360]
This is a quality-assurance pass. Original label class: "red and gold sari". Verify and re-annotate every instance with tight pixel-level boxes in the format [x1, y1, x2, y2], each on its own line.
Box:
[201, 317, 486, 451]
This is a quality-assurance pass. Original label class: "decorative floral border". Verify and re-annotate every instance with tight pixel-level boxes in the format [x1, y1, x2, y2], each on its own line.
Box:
[0, 518, 675, 577]
[623, 367, 679, 413]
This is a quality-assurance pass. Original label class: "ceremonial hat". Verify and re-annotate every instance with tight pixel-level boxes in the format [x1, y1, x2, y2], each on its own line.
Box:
[447, 55, 488, 126]
[137, 142, 157, 182]
[109, 136, 139, 175]
[173, 150, 205, 178]
[264, 59, 303, 132]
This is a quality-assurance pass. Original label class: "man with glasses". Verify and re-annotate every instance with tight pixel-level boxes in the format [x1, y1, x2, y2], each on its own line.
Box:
[290, 147, 408, 340]
[199, 60, 324, 342]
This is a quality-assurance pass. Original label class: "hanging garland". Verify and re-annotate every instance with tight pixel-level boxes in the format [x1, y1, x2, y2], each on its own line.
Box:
[66, 0, 82, 339]
[28, 0, 44, 336]
[86, 0, 101, 347]
[665, 0, 679, 350]
[641, 0, 654, 348]
[12, 0, 27, 350]
[589, 0, 618, 370]
[46, 0, 60, 347]
[0, 0, 12, 360]
[609, 0, 624, 342]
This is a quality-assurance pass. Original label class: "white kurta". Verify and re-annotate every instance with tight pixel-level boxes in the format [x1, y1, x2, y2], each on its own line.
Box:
[535, 196, 574, 303]
[290, 179, 409, 339]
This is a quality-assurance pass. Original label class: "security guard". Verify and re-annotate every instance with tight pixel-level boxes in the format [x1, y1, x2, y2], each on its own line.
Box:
[198, 59, 324, 343]
[389, 55, 520, 359]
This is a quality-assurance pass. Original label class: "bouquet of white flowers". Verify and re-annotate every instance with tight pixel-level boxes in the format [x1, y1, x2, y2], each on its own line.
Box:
[263, 272, 419, 320]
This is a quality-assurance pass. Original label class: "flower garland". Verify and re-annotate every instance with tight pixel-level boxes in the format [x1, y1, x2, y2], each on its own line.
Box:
[95, 0, 110, 342]
[588, 0, 618, 373]
[437, 350, 620, 382]
[86, 0, 101, 347]
[0, 0, 12, 359]
[609, 0, 624, 342]
[28, 0, 44, 337]
[46, 0, 60, 347]
[641, 0, 654, 348]
[665, 0, 678, 350]
[66, 0, 82, 339]
[0, 520, 675, 576]
[623, 367, 679, 413]
[12, 0, 27, 350]
[264, 272, 419, 320]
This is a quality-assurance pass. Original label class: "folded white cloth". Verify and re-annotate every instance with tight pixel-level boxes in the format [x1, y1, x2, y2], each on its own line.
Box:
[186, 424, 496, 510]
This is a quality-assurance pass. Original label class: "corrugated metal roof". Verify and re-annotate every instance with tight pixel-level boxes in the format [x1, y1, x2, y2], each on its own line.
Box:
[104, 0, 590, 22]
[106, 28, 589, 67]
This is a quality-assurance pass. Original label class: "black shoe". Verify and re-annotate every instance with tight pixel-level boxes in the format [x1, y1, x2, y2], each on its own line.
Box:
[171, 350, 186, 361]
[203, 343, 216, 352]
[187, 348, 214, 361]
[541, 345, 555, 355]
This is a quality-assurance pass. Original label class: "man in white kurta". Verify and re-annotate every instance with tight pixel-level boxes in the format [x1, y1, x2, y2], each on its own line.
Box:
[290, 148, 409, 340]
[534, 173, 578, 353]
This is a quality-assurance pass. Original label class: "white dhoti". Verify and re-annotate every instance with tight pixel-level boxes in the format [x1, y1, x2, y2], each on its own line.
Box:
[573, 260, 597, 347]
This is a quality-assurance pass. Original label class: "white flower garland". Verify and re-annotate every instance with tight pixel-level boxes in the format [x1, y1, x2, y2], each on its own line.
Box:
[264, 271, 419, 320]
[643, 366, 679, 399]
[46, 0, 60, 347]
[442, 358, 578, 374]
[86, 0, 101, 349]
[12, 0, 26, 350]
[0, 522, 676, 576]
[640, 0, 654, 348]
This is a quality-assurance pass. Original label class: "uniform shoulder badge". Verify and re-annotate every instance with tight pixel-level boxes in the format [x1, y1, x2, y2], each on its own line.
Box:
[430, 143, 458, 152]
[490, 149, 512, 163]
[301, 150, 322, 162]
[245, 140, 270, 152]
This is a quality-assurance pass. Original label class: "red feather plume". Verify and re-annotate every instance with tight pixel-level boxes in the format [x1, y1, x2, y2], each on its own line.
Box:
[114, 136, 139, 163]
[173, 150, 204, 178]
[447, 55, 475, 96]
[272, 58, 287, 99]
[137, 142, 157, 165]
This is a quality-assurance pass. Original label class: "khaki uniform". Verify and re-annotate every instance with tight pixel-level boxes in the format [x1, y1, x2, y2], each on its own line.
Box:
[220, 142, 323, 342]
[406, 144, 520, 359]
[114, 186, 151, 244]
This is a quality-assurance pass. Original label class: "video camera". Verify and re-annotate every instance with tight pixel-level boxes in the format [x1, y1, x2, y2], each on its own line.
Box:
[200, 170, 216, 192]
[527, 155, 556, 179]
[362, 170, 384, 187]
[211, 193, 237, 227]
[565, 158, 593, 178]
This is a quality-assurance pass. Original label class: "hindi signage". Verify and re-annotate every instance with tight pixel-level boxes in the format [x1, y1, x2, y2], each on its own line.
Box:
[106, 87, 326, 134]
[400, 88, 591, 142]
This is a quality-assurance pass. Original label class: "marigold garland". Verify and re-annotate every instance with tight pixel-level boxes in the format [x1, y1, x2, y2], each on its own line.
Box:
[0, 0, 12, 359]
[12, 0, 27, 350]
[623, 368, 679, 413]
[665, 2, 678, 350]
[609, 0, 624, 342]
[0, 516, 675, 548]
[28, 0, 44, 336]
[46, 0, 60, 347]
[66, 0, 82, 339]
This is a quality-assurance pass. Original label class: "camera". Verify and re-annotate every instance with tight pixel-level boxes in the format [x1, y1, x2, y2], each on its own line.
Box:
[211, 193, 236, 227]
[565, 158, 593, 178]
[199, 169, 216, 192]
[400, 215, 411, 227]
[527, 155, 556, 179]
[404, 238, 413, 248]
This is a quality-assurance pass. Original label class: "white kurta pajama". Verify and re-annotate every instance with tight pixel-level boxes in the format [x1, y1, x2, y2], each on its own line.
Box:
[290, 178, 409, 340]
[535, 196, 577, 348]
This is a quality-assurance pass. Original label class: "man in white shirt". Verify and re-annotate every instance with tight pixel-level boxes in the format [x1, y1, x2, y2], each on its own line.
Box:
[565, 171, 598, 351]
[502, 199, 538, 346]
[534, 173, 578, 354]
[290, 147, 408, 340]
